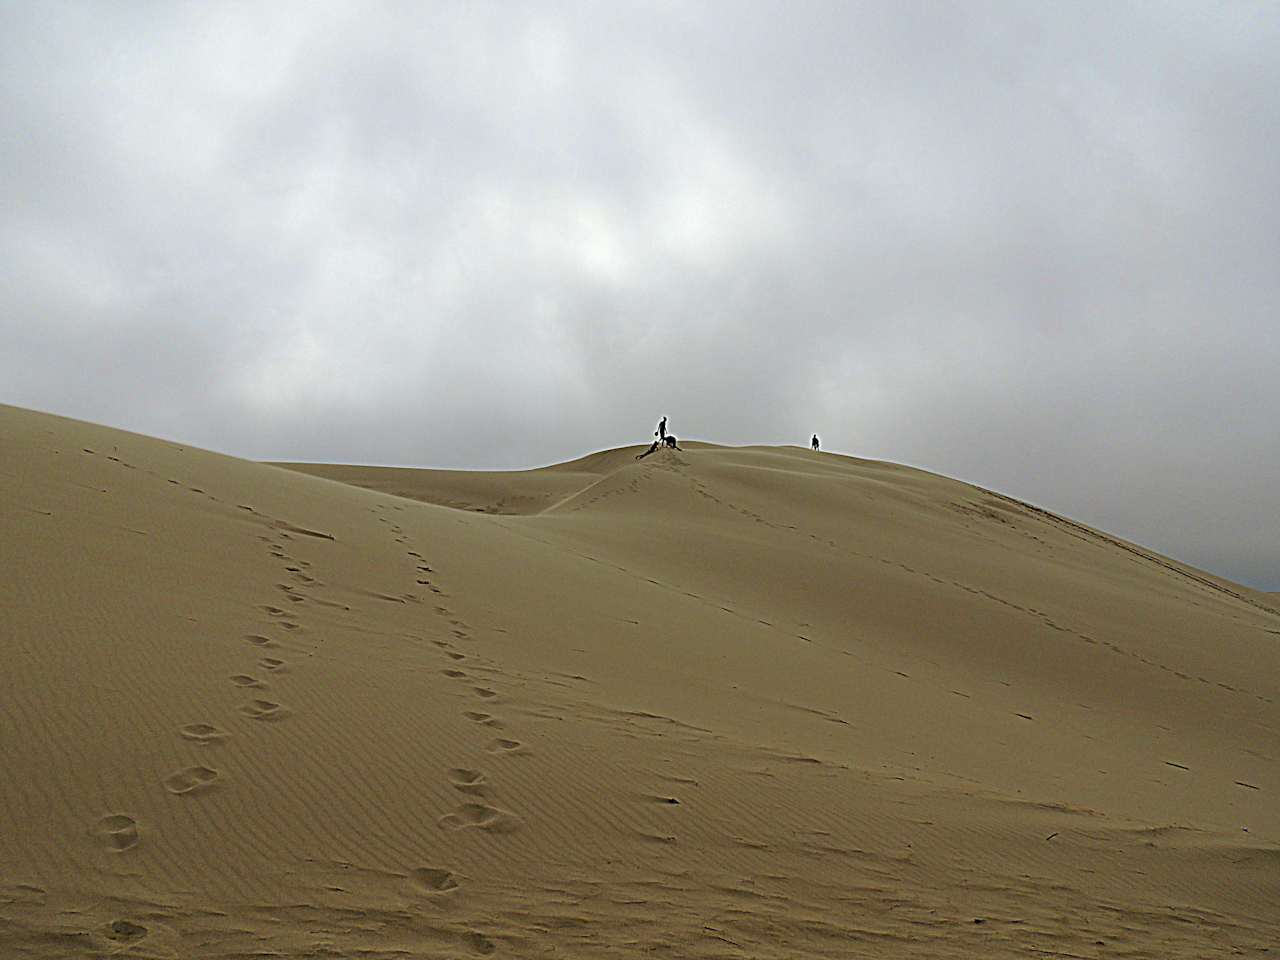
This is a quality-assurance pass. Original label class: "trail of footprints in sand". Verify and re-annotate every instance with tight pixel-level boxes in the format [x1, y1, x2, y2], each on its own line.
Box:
[148, 525, 313, 826]
[432, 645, 528, 843]
[325, 506, 522, 953]
[230, 526, 320, 732]
[73, 466, 501, 952]
[98, 512, 313, 852]
[122, 498, 514, 950]
[376, 508, 528, 938]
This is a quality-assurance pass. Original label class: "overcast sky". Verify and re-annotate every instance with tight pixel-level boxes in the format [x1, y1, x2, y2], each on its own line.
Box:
[3, 2, 1278, 589]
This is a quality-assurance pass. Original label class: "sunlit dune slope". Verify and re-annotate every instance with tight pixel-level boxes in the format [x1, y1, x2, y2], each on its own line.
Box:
[273, 443, 652, 516]
[4, 402, 1279, 958]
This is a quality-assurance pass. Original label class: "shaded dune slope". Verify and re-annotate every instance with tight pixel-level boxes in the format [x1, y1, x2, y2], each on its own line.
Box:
[3, 403, 1279, 958]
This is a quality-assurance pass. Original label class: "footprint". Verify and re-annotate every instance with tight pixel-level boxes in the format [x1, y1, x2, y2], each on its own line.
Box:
[439, 803, 521, 834]
[163, 765, 220, 795]
[259, 657, 287, 672]
[442, 669, 467, 679]
[105, 919, 147, 943]
[449, 768, 488, 796]
[463, 711, 501, 727]
[180, 723, 228, 744]
[409, 867, 459, 894]
[230, 674, 264, 688]
[239, 699, 290, 722]
[473, 687, 497, 699]
[488, 739, 523, 754]
[446, 651, 466, 661]
[462, 931, 496, 955]
[244, 634, 276, 648]
[98, 814, 139, 851]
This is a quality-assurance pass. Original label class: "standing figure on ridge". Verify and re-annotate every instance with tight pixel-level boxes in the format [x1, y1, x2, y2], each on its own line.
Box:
[811, 434, 820, 451]
[656, 416, 667, 441]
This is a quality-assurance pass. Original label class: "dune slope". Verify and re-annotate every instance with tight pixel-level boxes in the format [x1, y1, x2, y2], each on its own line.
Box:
[3, 403, 1279, 958]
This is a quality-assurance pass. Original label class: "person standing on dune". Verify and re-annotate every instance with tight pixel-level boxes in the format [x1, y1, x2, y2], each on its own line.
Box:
[656, 416, 667, 441]
[811, 434, 820, 451]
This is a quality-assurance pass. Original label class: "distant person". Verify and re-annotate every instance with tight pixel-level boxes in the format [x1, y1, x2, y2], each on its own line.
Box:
[656, 416, 667, 440]
[636, 440, 660, 460]
[811, 434, 819, 451]
[664, 435, 682, 451]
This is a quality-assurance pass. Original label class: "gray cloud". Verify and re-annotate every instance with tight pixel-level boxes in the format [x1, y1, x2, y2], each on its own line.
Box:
[3, 1, 1278, 587]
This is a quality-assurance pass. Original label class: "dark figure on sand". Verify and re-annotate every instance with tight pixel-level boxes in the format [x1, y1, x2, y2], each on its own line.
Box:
[811, 435, 820, 451]
[637, 434, 682, 459]
[656, 416, 667, 440]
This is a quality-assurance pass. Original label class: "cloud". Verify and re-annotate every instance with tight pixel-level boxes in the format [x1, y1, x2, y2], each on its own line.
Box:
[2, 1, 1278, 587]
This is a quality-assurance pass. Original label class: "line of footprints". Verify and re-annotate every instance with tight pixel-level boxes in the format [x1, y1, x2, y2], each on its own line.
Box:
[175, 529, 307, 796]
[376, 504, 529, 915]
[96, 524, 306, 854]
[119, 527, 306, 848]
[81, 450, 295, 842]
[101, 503, 527, 941]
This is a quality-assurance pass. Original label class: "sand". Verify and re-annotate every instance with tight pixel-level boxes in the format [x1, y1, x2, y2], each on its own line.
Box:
[2, 402, 1278, 958]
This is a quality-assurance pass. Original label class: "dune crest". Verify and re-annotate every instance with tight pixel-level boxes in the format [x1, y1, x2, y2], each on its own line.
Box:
[3, 403, 1278, 957]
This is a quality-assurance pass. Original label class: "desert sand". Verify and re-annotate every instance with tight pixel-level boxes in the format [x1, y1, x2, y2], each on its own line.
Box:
[2, 402, 1278, 958]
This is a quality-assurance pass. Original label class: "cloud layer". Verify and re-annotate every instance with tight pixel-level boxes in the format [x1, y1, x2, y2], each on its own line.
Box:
[3, 1, 1278, 587]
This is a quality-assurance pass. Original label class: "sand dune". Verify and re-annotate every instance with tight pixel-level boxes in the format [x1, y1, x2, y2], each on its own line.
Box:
[3, 402, 1278, 958]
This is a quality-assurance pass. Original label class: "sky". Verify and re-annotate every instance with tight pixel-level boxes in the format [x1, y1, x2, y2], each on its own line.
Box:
[3, 1, 1278, 589]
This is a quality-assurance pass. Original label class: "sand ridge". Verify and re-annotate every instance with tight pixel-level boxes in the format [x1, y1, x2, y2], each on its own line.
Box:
[3, 402, 1279, 957]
